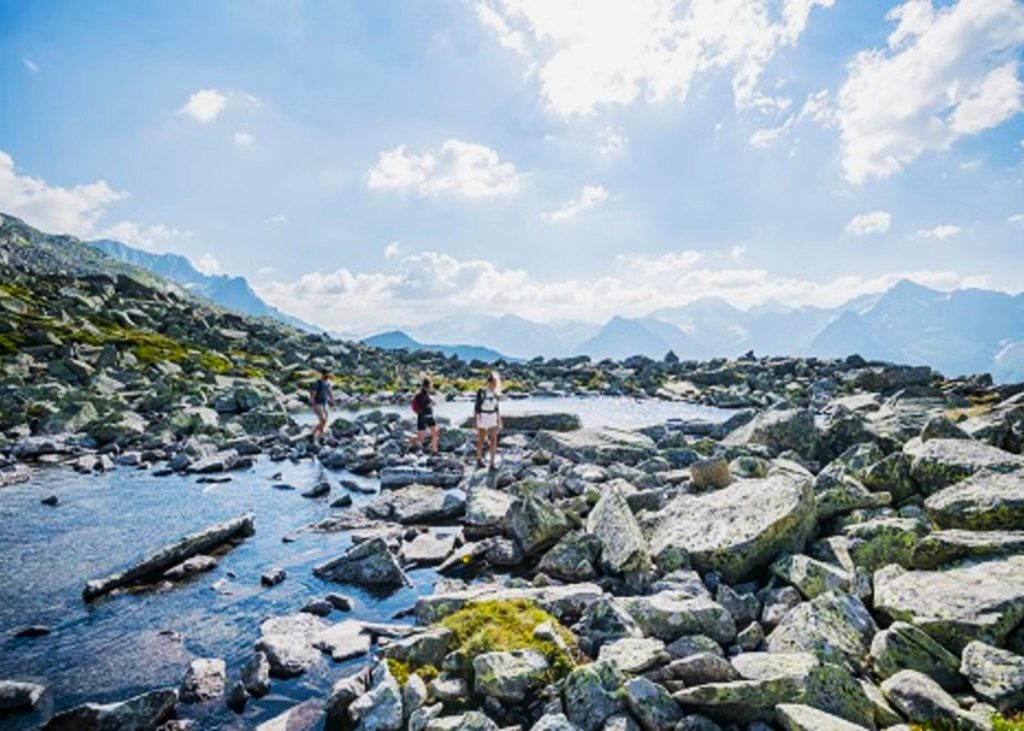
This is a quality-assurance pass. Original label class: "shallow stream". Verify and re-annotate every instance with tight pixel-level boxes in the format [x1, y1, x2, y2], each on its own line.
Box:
[0, 397, 728, 729]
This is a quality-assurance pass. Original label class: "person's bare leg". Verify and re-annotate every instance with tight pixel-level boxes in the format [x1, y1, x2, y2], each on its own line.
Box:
[430, 425, 439, 454]
[476, 429, 485, 466]
[488, 428, 498, 468]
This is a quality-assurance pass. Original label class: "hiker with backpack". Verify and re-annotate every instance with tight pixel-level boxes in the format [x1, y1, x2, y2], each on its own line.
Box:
[409, 377, 439, 454]
[474, 371, 502, 470]
[309, 369, 335, 441]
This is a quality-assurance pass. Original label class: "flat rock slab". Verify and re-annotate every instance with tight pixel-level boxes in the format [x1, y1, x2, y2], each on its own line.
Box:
[460, 412, 582, 432]
[912, 529, 1024, 570]
[906, 438, 1024, 494]
[649, 472, 816, 583]
[776, 704, 866, 731]
[43, 688, 178, 730]
[532, 428, 656, 466]
[379, 466, 462, 489]
[400, 531, 458, 565]
[617, 592, 737, 645]
[924, 470, 1024, 530]
[873, 555, 1024, 653]
[414, 582, 603, 625]
[83, 514, 254, 600]
[364, 484, 466, 524]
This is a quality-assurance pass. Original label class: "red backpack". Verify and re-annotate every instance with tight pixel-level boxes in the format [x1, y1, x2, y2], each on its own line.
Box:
[411, 392, 422, 414]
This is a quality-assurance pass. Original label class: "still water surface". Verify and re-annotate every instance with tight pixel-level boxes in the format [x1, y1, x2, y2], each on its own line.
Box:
[0, 397, 728, 729]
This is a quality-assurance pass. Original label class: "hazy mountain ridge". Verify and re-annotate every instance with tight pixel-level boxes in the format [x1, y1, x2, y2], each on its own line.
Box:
[91, 239, 319, 333]
[372, 280, 1024, 382]
[362, 330, 511, 364]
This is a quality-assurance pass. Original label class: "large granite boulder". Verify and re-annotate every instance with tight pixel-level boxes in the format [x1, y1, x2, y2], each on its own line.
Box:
[649, 472, 816, 583]
[873, 556, 1024, 652]
[924, 469, 1024, 530]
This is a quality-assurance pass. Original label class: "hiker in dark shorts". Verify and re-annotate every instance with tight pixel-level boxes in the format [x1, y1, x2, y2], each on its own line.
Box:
[409, 377, 439, 454]
[309, 369, 335, 441]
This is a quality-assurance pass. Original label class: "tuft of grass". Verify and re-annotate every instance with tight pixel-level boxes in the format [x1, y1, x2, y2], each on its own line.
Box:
[439, 599, 578, 682]
[386, 658, 439, 687]
[995, 714, 1024, 731]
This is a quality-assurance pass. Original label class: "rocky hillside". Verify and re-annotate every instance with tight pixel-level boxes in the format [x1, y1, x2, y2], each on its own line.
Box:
[91, 237, 320, 333]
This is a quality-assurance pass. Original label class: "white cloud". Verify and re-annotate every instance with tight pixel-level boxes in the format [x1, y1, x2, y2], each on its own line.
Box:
[597, 127, 629, 157]
[1009, 214, 1024, 226]
[845, 210, 892, 236]
[836, 0, 1024, 184]
[750, 89, 833, 148]
[100, 221, 179, 249]
[22, 58, 39, 73]
[258, 266, 276, 275]
[0, 149, 126, 236]
[384, 241, 402, 258]
[472, 0, 834, 118]
[266, 213, 287, 225]
[542, 185, 609, 222]
[474, 1, 526, 53]
[192, 253, 221, 275]
[257, 247, 985, 332]
[233, 131, 255, 147]
[728, 243, 747, 260]
[914, 224, 962, 239]
[366, 139, 521, 198]
[179, 89, 228, 123]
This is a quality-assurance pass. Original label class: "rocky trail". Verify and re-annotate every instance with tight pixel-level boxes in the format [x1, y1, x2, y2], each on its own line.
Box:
[2, 213, 1024, 729]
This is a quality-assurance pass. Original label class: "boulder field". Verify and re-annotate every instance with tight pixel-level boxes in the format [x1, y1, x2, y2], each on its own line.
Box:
[3, 213, 1024, 729]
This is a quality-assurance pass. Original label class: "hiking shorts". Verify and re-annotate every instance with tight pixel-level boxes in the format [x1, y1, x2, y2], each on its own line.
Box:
[417, 414, 437, 431]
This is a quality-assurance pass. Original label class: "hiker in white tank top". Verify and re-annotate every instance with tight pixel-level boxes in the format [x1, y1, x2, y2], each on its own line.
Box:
[474, 371, 502, 470]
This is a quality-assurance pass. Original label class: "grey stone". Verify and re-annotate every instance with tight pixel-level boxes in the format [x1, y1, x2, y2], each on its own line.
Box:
[472, 649, 549, 703]
[624, 676, 683, 730]
[649, 473, 816, 583]
[179, 658, 226, 703]
[766, 591, 878, 672]
[313, 537, 409, 590]
[869, 621, 964, 691]
[960, 640, 1024, 712]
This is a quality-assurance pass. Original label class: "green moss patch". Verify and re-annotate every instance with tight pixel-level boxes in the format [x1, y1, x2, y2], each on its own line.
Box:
[439, 599, 578, 681]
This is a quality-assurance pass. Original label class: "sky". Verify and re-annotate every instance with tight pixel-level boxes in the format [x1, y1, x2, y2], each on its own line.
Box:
[0, 0, 1022, 334]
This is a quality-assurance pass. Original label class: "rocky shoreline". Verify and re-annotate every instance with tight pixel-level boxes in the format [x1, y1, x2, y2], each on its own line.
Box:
[3, 214, 1024, 729]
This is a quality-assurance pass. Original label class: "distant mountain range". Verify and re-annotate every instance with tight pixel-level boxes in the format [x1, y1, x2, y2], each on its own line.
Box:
[91, 239, 318, 332]
[362, 330, 510, 363]
[82, 234, 1024, 383]
[371, 280, 1024, 382]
